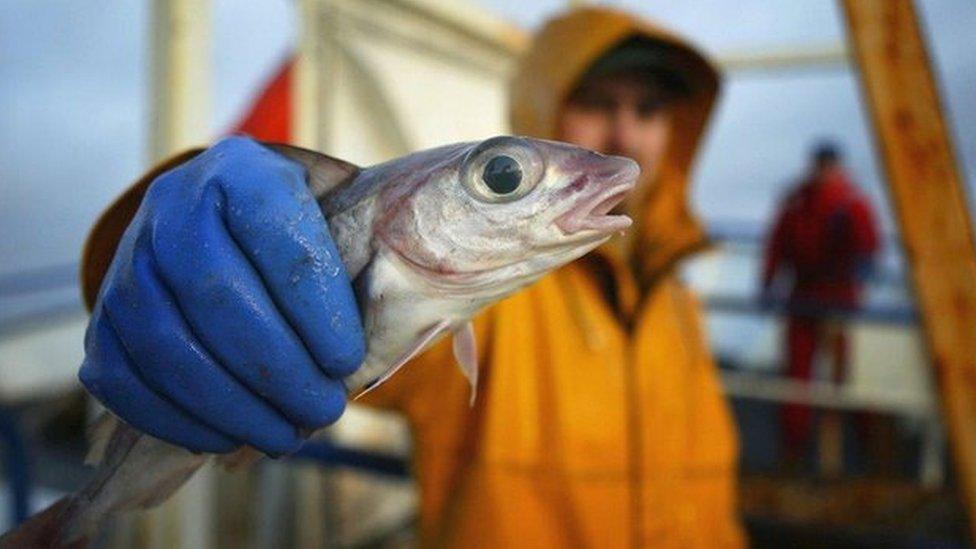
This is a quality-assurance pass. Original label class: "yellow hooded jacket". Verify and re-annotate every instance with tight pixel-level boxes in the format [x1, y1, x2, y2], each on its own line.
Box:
[364, 8, 745, 547]
[80, 8, 743, 547]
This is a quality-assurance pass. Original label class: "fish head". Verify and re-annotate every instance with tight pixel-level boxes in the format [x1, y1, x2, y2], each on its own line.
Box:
[376, 135, 639, 295]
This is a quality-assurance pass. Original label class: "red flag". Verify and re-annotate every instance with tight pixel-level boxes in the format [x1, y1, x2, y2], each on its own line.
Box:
[234, 60, 294, 143]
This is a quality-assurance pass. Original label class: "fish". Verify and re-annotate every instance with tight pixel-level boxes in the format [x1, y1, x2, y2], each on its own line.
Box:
[0, 135, 638, 547]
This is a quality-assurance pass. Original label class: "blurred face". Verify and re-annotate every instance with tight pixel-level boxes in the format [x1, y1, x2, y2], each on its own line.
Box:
[813, 158, 841, 181]
[558, 71, 675, 203]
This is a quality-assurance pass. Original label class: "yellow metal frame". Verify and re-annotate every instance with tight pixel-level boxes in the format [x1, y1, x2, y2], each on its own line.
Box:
[841, 0, 976, 538]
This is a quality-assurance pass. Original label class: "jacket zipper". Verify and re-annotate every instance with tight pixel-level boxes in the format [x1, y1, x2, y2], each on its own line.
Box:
[625, 335, 643, 548]
[563, 256, 646, 547]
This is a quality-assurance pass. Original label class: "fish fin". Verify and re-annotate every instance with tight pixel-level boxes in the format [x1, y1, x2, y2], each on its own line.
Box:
[68, 428, 208, 540]
[354, 320, 451, 400]
[263, 142, 360, 198]
[453, 321, 479, 406]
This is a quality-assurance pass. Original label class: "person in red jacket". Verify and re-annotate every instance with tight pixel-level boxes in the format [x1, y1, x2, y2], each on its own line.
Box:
[761, 142, 880, 463]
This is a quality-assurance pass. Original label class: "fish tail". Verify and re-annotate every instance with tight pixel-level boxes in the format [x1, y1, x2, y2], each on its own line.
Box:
[0, 496, 89, 548]
[1, 416, 209, 546]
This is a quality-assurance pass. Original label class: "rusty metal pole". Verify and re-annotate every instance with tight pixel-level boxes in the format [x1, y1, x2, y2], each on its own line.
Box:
[840, 0, 976, 538]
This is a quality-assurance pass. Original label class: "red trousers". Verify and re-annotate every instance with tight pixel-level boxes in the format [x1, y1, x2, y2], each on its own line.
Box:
[782, 316, 848, 456]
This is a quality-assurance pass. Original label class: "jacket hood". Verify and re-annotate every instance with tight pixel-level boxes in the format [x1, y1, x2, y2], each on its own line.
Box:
[509, 6, 721, 281]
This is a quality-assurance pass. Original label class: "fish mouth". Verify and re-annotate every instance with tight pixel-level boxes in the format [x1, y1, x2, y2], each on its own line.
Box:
[556, 159, 638, 236]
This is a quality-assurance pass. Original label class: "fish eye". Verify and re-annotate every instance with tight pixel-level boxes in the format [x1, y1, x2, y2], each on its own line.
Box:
[461, 136, 545, 204]
[483, 155, 522, 195]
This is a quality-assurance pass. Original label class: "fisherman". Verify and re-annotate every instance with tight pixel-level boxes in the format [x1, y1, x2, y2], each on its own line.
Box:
[79, 6, 743, 547]
[760, 141, 880, 464]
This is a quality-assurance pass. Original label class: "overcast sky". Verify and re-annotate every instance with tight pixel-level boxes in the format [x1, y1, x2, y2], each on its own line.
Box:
[2, 0, 974, 280]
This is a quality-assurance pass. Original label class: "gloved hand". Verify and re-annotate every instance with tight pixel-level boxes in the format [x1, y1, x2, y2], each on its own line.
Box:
[79, 136, 365, 456]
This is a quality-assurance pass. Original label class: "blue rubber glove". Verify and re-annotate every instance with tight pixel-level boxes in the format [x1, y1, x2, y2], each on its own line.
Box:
[79, 136, 365, 456]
